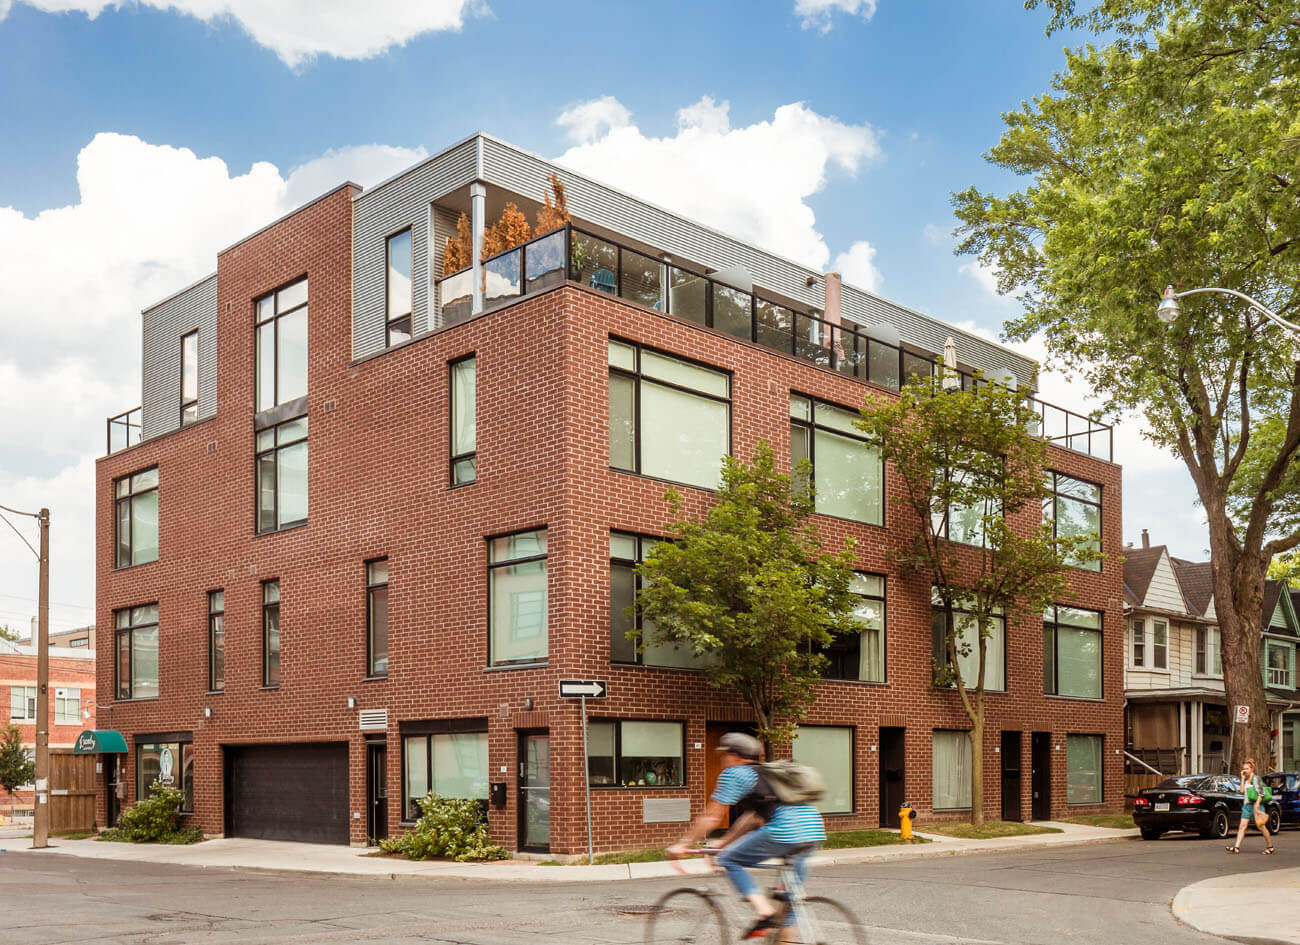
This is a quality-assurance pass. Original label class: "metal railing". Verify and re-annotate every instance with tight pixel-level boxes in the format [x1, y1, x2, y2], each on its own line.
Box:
[106, 407, 142, 455]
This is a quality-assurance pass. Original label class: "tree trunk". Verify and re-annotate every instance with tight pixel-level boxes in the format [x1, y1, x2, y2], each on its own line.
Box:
[970, 707, 985, 827]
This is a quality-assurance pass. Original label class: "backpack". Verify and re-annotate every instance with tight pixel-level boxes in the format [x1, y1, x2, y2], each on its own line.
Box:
[1246, 776, 1273, 805]
[755, 760, 827, 805]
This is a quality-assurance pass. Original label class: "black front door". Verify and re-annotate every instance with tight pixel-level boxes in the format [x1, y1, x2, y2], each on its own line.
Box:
[879, 727, 905, 828]
[106, 756, 122, 826]
[517, 730, 550, 852]
[1031, 732, 1052, 821]
[366, 742, 388, 843]
[1001, 731, 1022, 822]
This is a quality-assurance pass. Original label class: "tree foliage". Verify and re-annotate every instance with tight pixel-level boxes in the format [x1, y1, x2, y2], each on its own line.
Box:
[956, 0, 1299, 768]
[534, 173, 572, 235]
[634, 443, 860, 746]
[0, 624, 19, 643]
[480, 202, 532, 260]
[0, 725, 34, 797]
[100, 780, 203, 844]
[377, 795, 507, 862]
[442, 212, 472, 275]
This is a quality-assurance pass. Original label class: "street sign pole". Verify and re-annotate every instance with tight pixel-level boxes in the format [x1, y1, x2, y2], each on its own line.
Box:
[558, 680, 606, 865]
[581, 694, 593, 865]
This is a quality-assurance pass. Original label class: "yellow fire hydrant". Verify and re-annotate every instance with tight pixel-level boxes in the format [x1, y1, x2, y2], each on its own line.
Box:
[899, 803, 917, 841]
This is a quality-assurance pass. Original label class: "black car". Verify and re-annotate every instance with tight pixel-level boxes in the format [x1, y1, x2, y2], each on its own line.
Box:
[1133, 773, 1282, 840]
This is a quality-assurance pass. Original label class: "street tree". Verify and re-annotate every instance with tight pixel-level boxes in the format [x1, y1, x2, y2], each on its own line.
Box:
[856, 378, 1099, 824]
[634, 442, 860, 748]
[0, 624, 19, 643]
[0, 725, 35, 800]
[954, 0, 1299, 769]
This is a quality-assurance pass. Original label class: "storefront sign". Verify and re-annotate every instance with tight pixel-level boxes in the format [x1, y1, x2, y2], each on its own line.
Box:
[158, 747, 175, 785]
[73, 730, 129, 754]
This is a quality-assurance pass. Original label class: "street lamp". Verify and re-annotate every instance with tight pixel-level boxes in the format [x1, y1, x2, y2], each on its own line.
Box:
[1157, 285, 1300, 335]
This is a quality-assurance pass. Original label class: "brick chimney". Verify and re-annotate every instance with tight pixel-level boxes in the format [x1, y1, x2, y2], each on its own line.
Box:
[822, 271, 842, 327]
[1141, 528, 1150, 549]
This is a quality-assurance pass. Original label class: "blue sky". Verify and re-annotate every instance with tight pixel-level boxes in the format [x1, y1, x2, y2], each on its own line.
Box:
[0, 0, 1203, 633]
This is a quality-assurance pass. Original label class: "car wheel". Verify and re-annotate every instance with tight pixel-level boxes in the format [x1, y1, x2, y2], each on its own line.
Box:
[1207, 809, 1231, 839]
[1268, 808, 1281, 835]
[1140, 826, 1163, 840]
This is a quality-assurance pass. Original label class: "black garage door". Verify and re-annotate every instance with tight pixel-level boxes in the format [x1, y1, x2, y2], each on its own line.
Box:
[225, 743, 349, 844]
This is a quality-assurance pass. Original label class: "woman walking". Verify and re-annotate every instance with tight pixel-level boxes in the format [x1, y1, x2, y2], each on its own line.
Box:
[1226, 759, 1275, 855]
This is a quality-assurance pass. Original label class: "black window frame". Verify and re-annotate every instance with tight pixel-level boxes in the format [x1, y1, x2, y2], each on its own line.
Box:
[817, 572, 887, 684]
[792, 724, 856, 814]
[134, 732, 194, 812]
[1043, 604, 1104, 700]
[586, 717, 687, 789]
[398, 717, 490, 823]
[254, 275, 308, 412]
[262, 579, 280, 689]
[385, 228, 414, 347]
[255, 415, 308, 534]
[366, 557, 389, 678]
[449, 355, 476, 487]
[933, 458, 1004, 549]
[114, 603, 159, 701]
[1065, 733, 1105, 805]
[208, 589, 225, 693]
[609, 530, 708, 670]
[789, 392, 884, 527]
[114, 466, 159, 569]
[931, 595, 1007, 692]
[180, 328, 199, 426]
[1044, 471, 1103, 572]
[486, 528, 549, 667]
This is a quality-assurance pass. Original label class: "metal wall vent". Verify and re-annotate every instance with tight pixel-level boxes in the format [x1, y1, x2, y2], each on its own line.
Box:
[358, 708, 388, 731]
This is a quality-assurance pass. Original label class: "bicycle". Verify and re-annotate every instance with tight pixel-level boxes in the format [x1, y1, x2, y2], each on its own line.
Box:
[645, 846, 867, 944]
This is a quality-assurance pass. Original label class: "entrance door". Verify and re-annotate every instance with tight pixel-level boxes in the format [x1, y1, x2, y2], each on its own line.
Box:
[518, 731, 549, 852]
[706, 723, 758, 832]
[879, 727, 905, 828]
[366, 742, 388, 843]
[225, 743, 350, 844]
[1031, 732, 1051, 821]
[106, 755, 123, 827]
[1001, 731, 1022, 822]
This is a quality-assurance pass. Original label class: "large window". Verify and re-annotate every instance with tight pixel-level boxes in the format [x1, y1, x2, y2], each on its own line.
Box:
[1044, 472, 1101, 571]
[367, 558, 389, 678]
[262, 580, 280, 688]
[54, 687, 81, 724]
[934, 463, 1001, 548]
[609, 531, 708, 669]
[587, 719, 684, 787]
[255, 277, 308, 412]
[136, 737, 193, 812]
[9, 686, 36, 722]
[1044, 606, 1103, 699]
[450, 357, 476, 485]
[609, 339, 730, 490]
[115, 467, 158, 568]
[793, 726, 853, 813]
[789, 394, 883, 525]
[1196, 626, 1222, 676]
[488, 530, 547, 666]
[1266, 641, 1295, 688]
[1066, 734, 1103, 804]
[386, 229, 413, 346]
[180, 329, 199, 425]
[401, 724, 489, 821]
[820, 573, 886, 683]
[1151, 620, 1168, 670]
[208, 590, 225, 692]
[933, 730, 972, 810]
[256, 416, 308, 533]
[932, 592, 1005, 691]
[115, 604, 158, 700]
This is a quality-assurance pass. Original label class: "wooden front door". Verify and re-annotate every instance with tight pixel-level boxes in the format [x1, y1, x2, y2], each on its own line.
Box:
[706, 722, 758, 832]
[49, 751, 96, 833]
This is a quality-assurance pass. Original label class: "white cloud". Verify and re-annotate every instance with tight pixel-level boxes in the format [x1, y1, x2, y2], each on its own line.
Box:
[960, 259, 1009, 302]
[0, 133, 422, 632]
[3, 0, 481, 67]
[832, 240, 882, 293]
[922, 222, 946, 246]
[556, 96, 881, 271]
[795, 0, 878, 32]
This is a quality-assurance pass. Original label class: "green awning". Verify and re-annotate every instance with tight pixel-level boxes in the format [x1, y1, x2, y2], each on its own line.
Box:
[73, 730, 128, 754]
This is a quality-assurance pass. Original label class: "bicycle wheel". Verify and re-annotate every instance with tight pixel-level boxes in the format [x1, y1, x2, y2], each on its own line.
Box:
[644, 887, 730, 945]
[787, 895, 868, 944]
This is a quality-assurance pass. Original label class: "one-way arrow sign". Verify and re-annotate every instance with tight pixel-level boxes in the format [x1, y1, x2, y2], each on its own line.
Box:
[559, 679, 607, 699]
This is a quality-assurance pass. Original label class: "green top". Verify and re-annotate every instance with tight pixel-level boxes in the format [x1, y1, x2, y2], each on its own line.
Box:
[72, 729, 128, 754]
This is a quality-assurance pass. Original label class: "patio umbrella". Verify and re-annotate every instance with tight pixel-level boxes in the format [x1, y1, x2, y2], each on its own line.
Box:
[942, 336, 960, 390]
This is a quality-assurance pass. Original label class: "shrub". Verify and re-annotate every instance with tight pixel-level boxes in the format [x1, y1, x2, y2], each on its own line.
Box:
[378, 794, 507, 862]
[100, 780, 203, 844]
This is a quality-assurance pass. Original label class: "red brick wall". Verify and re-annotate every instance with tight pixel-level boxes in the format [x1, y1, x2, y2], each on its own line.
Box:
[1, 651, 96, 814]
[96, 195, 1124, 850]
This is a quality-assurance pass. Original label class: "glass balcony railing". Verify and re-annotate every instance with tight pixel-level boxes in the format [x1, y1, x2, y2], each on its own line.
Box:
[106, 406, 142, 454]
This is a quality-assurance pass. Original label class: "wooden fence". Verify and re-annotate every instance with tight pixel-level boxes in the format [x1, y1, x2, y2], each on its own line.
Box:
[49, 750, 96, 833]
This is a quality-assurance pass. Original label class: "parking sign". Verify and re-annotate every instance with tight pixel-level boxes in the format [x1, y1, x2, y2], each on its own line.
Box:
[1234, 704, 1249, 724]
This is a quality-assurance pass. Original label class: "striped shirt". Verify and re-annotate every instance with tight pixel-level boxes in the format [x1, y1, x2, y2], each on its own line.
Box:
[712, 764, 826, 844]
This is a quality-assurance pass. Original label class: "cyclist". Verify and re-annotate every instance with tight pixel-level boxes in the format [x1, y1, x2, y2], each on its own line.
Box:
[668, 732, 825, 941]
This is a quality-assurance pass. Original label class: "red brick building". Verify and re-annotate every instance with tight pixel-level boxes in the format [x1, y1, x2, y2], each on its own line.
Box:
[2, 638, 96, 818]
[95, 134, 1124, 851]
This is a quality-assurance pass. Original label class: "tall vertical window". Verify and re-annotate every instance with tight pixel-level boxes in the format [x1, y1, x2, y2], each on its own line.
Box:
[256, 416, 308, 533]
[1266, 641, 1294, 688]
[792, 726, 853, 813]
[934, 463, 1002, 548]
[933, 730, 972, 809]
[208, 590, 225, 692]
[1043, 606, 1103, 699]
[386, 229, 413, 345]
[1044, 472, 1102, 570]
[1131, 617, 1145, 666]
[819, 573, 886, 683]
[9, 686, 37, 721]
[488, 530, 547, 666]
[180, 329, 199, 425]
[609, 339, 730, 490]
[609, 532, 708, 669]
[262, 580, 280, 687]
[1066, 734, 1103, 804]
[367, 558, 389, 677]
[54, 688, 81, 724]
[254, 277, 308, 412]
[115, 467, 159, 568]
[450, 357, 476, 485]
[789, 394, 883, 525]
[115, 604, 159, 700]
[1195, 626, 1222, 676]
[1152, 620, 1168, 669]
[932, 592, 1005, 691]
[136, 739, 193, 811]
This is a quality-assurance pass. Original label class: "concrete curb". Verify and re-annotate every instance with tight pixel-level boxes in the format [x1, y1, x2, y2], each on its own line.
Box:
[1172, 866, 1300, 945]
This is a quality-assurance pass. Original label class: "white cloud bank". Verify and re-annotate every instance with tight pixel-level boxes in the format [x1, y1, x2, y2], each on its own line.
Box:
[832, 240, 882, 293]
[795, 0, 878, 32]
[1, 0, 481, 66]
[556, 96, 882, 273]
[0, 133, 424, 632]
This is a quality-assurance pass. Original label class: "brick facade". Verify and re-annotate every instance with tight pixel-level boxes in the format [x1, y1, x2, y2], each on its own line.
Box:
[95, 187, 1124, 851]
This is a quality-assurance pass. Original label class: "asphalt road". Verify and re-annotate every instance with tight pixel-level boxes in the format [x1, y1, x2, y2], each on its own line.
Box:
[1, 833, 1295, 945]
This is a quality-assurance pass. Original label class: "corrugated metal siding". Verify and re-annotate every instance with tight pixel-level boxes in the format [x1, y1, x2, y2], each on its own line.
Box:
[430, 205, 460, 329]
[141, 274, 217, 440]
[352, 137, 477, 359]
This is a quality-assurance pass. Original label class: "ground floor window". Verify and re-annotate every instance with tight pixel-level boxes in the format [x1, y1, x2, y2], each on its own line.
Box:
[1067, 734, 1103, 804]
[932, 730, 971, 810]
[793, 726, 853, 813]
[401, 722, 489, 821]
[587, 719, 684, 787]
[136, 736, 193, 811]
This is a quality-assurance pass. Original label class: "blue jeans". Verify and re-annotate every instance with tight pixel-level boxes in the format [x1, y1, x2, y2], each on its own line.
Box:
[716, 831, 812, 927]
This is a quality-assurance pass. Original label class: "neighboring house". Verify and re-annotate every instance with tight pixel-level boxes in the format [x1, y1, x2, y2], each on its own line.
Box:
[95, 132, 1124, 852]
[17, 625, 95, 650]
[1123, 532, 1300, 778]
[0, 636, 96, 817]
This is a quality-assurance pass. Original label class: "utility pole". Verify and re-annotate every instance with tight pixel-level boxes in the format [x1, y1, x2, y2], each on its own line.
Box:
[33, 508, 50, 848]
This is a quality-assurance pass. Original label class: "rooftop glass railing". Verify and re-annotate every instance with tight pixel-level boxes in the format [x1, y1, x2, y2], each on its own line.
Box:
[106, 406, 142, 455]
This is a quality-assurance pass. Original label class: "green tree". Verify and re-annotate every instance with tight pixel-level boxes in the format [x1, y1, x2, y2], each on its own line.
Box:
[1267, 553, 1300, 585]
[954, 0, 1299, 770]
[0, 725, 35, 798]
[634, 442, 860, 747]
[856, 378, 1099, 824]
[0, 625, 20, 643]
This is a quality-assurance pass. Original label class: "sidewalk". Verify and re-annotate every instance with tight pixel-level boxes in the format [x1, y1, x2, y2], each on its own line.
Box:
[5, 821, 1137, 882]
[1173, 867, 1300, 944]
